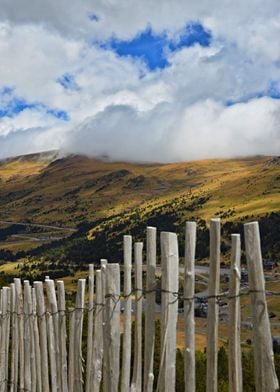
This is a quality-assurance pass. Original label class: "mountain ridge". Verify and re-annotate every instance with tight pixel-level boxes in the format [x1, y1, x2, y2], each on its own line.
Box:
[0, 152, 279, 226]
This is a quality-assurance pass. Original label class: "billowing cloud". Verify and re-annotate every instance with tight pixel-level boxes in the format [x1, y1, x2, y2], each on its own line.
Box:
[0, 1, 279, 161]
[63, 97, 280, 162]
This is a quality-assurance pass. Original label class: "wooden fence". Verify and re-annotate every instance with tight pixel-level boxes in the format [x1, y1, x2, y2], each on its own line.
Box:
[0, 219, 279, 391]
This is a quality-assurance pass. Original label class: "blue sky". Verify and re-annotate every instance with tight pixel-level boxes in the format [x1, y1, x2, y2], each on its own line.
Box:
[0, 0, 279, 161]
[0, 87, 69, 121]
[105, 23, 212, 71]
[225, 81, 280, 106]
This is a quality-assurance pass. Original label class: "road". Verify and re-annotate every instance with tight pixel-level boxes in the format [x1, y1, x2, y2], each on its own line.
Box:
[149, 264, 232, 278]
[0, 220, 76, 232]
[192, 265, 231, 276]
[11, 234, 64, 242]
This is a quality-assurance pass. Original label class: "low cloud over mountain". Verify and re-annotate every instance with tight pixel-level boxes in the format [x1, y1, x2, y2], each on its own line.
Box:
[0, 1, 280, 161]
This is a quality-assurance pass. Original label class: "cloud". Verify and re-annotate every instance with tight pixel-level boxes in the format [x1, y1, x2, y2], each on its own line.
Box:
[62, 97, 280, 162]
[0, 126, 62, 159]
[0, 1, 279, 161]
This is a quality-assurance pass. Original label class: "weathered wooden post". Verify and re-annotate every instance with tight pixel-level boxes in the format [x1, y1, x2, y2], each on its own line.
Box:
[32, 287, 42, 392]
[29, 287, 37, 392]
[57, 280, 68, 392]
[244, 222, 279, 392]
[144, 227, 157, 392]
[104, 264, 120, 392]
[228, 234, 242, 392]
[73, 279, 86, 392]
[15, 278, 25, 391]
[46, 309, 58, 392]
[101, 259, 108, 392]
[68, 308, 75, 392]
[0, 287, 10, 392]
[0, 288, 2, 389]
[86, 264, 94, 392]
[158, 232, 179, 392]
[206, 218, 220, 392]
[131, 242, 143, 392]
[5, 287, 11, 390]
[10, 283, 18, 392]
[184, 221, 196, 392]
[0, 288, 3, 391]
[44, 279, 58, 392]
[46, 279, 61, 390]
[23, 281, 32, 391]
[92, 270, 104, 391]
[121, 235, 132, 392]
[34, 281, 50, 392]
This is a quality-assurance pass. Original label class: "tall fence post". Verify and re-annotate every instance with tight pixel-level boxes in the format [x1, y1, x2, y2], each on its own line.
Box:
[5, 287, 11, 390]
[92, 270, 104, 391]
[73, 279, 86, 392]
[144, 227, 157, 392]
[0, 288, 3, 392]
[158, 232, 179, 392]
[23, 281, 32, 392]
[10, 283, 18, 392]
[15, 278, 25, 392]
[0, 287, 9, 392]
[86, 264, 94, 392]
[68, 308, 75, 392]
[184, 221, 196, 392]
[228, 234, 242, 392]
[34, 281, 50, 392]
[46, 279, 61, 391]
[32, 287, 42, 392]
[0, 288, 3, 391]
[206, 218, 220, 392]
[101, 259, 109, 392]
[244, 222, 279, 392]
[104, 264, 120, 392]
[131, 242, 143, 392]
[29, 286, 37, 391]
[121, 235, 132, 392]
[45, 279, 58, 392]
[57, 280, 68, 392]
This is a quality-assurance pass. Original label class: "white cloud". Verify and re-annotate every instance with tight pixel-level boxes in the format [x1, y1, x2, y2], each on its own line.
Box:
[0, 1, 279, 161]
[62, 97, 280, 162]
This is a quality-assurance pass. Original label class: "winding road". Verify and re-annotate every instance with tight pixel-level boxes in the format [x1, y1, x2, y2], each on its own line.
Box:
[0, 220, 76, 232]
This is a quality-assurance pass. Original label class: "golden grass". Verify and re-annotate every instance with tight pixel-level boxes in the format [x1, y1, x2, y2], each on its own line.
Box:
[0, 160, 48, 181]
[0, 261, 19, 274]
[0, 240, 43, 251]
[0, 153, 279, 227]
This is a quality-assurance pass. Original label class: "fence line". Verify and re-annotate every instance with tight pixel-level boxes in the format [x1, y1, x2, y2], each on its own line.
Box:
[0, 219, 279, 392]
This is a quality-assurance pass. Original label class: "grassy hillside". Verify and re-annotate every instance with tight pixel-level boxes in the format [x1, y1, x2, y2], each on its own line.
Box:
[0, 152, 279, 274]
[0, 153, 279, 225]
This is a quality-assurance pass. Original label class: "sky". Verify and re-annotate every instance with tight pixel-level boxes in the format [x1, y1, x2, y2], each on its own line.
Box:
[0, 0, 280, 162]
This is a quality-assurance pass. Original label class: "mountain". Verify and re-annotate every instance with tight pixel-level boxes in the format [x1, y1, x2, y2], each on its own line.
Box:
[1, 152, 279, 225]
[0, 152, 279, 277]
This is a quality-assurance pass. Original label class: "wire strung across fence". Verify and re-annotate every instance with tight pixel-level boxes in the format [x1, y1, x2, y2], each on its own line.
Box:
[0, 288, 280, 319]
[0, 219, 279, 392]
